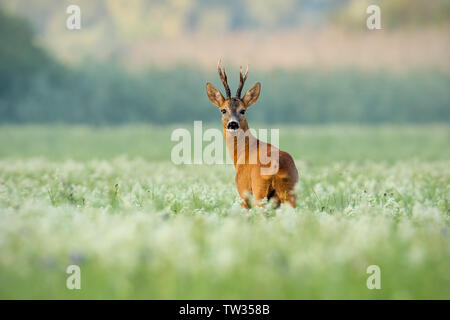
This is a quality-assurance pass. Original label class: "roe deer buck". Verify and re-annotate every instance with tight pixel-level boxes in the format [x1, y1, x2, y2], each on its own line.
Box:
[206, 60, 298, 208]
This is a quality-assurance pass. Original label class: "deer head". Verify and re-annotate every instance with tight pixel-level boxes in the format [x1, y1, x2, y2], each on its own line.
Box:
[206, 59, 261, 132]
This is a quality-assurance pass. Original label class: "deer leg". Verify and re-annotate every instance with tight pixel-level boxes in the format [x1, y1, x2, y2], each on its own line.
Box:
[236, 185, 251, 209]
[236, 167, 252, 209]
[269, 193, 281, 208]
[240, 201, 250, 209]
[237, 189, 251, 209]
[274, 177, 297, 208]
[286, 193, 297, 208]
[236, 180, 251, 209]
[251, 171, 272, 207]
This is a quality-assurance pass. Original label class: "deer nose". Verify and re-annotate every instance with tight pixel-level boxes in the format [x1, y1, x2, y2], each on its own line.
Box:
[227, 121, 239, 130]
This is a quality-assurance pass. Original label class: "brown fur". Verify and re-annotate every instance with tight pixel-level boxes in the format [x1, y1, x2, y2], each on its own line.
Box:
[206, 61, 298, 208]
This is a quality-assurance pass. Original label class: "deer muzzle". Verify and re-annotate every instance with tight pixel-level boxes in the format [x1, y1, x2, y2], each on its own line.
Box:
[227, 120, 239, 131]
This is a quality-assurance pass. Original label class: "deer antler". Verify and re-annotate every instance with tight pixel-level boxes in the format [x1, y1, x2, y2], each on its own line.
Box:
[217, 58, 231, 99]
[236, 64, 249, 98]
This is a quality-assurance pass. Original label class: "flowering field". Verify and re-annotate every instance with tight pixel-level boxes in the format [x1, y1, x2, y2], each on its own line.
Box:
[0, 125, 449, 299]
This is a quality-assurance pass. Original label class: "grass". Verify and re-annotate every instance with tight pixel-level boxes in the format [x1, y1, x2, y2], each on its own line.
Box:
[0, 124, 449, 299]
[0, 124, 449, 163]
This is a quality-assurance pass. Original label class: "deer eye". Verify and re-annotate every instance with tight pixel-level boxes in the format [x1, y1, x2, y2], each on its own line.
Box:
[221, 109, 226, 114]
[240, 109, 246, 115]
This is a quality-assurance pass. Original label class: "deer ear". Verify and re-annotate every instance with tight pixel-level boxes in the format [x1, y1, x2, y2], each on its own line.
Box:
[242, 82, 261, 107]
[206, 83, 224, 107]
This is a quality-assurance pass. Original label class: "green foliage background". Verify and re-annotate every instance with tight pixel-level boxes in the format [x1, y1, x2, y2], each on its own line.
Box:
[0, 7, 449, 125]
[2, 60, 450, 125]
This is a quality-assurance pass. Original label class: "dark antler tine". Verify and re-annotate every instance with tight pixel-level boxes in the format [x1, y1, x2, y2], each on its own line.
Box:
[236, 63, 249, 98]
[217, 58, 231, 98]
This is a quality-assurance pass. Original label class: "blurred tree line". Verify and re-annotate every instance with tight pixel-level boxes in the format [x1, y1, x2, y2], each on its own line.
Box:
[0, 7, 449, 125]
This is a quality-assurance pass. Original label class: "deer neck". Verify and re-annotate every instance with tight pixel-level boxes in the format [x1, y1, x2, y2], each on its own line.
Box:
[223, 124, 257, 167]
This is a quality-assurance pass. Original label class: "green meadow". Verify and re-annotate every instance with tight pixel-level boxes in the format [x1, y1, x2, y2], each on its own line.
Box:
[0, 124, 449, 299]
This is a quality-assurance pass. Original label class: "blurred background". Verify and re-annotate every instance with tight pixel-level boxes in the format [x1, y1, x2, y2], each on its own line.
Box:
[0, 0, 449, 125]
[1, 1, 449, 300]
